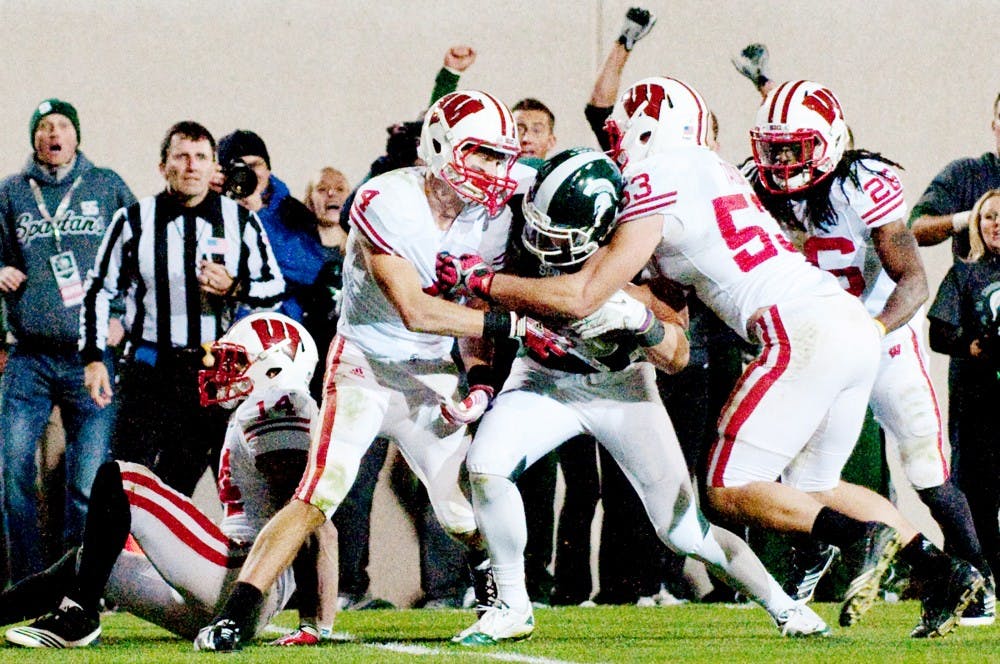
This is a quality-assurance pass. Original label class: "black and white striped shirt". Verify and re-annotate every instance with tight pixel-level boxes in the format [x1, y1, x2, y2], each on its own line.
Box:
[79, 190, 285, 363]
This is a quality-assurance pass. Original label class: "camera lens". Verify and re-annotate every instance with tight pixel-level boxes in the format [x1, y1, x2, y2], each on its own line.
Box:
[223, 159, 257, 198]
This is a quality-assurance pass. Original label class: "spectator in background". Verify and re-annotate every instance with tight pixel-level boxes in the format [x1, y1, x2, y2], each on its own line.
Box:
[512, 99, 556, 167]
[0, 98, 135, 583]
[80, 120, 285, 497]
[910, 93, 1000, 259]
[302, 166, 350, 399]
[927, 188, 1000, 626]
[909, 93, 1000, 507]
[216, 130, 326, 330]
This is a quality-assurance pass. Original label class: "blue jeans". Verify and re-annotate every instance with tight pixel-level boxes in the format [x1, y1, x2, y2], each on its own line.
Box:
[0, 346, 116, 583]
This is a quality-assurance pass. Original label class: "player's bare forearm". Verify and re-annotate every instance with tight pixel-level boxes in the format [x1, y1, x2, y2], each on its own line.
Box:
[237, 499, 325, 591]
[643, 321, 689, 374]
[873, 221, 929, 331]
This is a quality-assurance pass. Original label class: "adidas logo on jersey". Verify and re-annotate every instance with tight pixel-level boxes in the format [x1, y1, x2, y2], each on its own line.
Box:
[351, 367, 365, 378]
[888, 344, 901, 358]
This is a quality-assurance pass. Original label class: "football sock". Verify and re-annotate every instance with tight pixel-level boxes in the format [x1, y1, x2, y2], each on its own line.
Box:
[217, 581, 264, 631]
[470, 473, 531, 612]
[809, 507, 871, 549]
[71, 461, 130, 615]
[289, 535, 320, 620]
[917, 481, 992, 579]
[898, 533, 952, 583]
[699, 525, 795, 616]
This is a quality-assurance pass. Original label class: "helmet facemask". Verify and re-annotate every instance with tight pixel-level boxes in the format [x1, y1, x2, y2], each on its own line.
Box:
[750, 127, 832, 194]
[199, 342, 253, 408]
[440, 140, 520, 216]
[521, 201, 601, 268]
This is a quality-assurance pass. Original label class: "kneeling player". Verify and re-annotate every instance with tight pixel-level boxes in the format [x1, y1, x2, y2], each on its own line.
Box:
[1, 313, 335, 648]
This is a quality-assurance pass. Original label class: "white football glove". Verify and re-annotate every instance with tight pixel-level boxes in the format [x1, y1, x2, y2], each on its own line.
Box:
[570, 290, 653, 339]
[441, 384, 494, 425]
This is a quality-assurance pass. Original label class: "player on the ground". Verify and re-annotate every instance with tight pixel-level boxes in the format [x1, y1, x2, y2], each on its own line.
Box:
[746, 79, 994, 631]
[0, 313, 337, 648]
[447, 148, 830, 645]
[193, 91, 571, 652]
[437, 77, 985, 638]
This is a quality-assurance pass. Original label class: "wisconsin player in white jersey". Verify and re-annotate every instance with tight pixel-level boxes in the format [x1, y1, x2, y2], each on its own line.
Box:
[437, 77, 984, 638]
[196, 91, 573, 652]
[444, 148, 830, 645]
[748, 80, 993, 630]
[1, 313, 335, 648]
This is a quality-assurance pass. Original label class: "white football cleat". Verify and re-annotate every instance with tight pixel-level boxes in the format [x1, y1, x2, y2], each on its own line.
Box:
[452, 600, 534, 646]
[774, 604, 831, 638]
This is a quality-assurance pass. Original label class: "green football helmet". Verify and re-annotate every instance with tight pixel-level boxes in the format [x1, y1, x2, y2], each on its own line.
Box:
[521, 147, 623, 268]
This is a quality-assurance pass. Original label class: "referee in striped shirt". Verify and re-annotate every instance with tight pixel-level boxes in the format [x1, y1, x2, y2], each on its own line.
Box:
[80, 121, 285, 495]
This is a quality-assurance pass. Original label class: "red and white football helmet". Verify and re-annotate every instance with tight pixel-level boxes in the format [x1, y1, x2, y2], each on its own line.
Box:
[605, 76, 711, 168]
[750, 80, 849, 194]
[199, 312, 318, 408]
[419, 90, 521, 216]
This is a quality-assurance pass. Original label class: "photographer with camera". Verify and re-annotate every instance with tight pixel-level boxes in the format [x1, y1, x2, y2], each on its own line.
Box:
[928, 188, 1000, 614]
[216, 130, 328, 328]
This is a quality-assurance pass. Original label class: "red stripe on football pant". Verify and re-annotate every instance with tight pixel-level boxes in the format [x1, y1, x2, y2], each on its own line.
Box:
[710, 307, 791, 487]
[122, 470, 228, 548]
[297, 336, 346, 501]
[905, 327, 948, 480]
[124, 491, 234, 568]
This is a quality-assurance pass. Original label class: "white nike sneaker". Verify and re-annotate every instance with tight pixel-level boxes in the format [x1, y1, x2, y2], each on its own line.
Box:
[774, 604, 832, 638]
[452, 600, 534, 646]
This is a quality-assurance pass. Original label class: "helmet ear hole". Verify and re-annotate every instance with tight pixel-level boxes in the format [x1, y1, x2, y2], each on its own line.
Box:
[639, 131, 652, 145]
[266, 367, 282, 379]
[432, 138, 441, 153]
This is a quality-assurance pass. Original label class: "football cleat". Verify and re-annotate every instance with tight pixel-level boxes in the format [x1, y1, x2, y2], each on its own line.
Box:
[774, 604, 831, 638]
[193, 618, 243, 652]
[959, 577, 996, 627]
[268, 623, 321, 646]
[452, 601, 534, 646]
[5, 598, 100, 648]
[911, 559, 985, 638]
[838, 522, 903, 627]
[470, 561, 498, 618]
[783, 542, 839, 604]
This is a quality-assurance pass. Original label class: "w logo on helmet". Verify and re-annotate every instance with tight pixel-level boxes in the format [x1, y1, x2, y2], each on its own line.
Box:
[803, 88, 843, 125]
[623, 83, 666, 120]
[249, 318, 302, 359]
[432, 93, 486, 127]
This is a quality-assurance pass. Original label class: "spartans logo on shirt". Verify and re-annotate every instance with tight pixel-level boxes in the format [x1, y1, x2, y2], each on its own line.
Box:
[15, 209, 106, 247]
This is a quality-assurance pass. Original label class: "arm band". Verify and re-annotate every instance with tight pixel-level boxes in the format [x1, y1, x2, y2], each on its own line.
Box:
[465, 364, 495, 390]
[483, 310, 512, 340]
[638, 317, 666, 347]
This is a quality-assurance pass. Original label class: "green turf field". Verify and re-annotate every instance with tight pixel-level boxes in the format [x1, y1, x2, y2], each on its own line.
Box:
[0, 601, 994, 663]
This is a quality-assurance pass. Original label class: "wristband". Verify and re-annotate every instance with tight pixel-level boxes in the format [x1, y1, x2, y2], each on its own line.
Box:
[483, 310, 513, 340]
[952, 210, 971, 233]
[874, 319, 887, 338]
[638, 318, 666, 347]
[465, 364, 495, 390]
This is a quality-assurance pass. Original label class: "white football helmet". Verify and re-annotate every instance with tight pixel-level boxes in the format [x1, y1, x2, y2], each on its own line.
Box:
[605, 76, 711, 168]
[419, 90, 521, 216]
[750, 80, 849, 194]
[199, 312, 318, 408]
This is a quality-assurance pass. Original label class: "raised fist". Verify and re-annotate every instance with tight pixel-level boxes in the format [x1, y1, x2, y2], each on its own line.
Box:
[444, 45, 477, 72]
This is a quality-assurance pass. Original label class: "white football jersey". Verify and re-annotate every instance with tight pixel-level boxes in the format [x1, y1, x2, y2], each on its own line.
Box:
[339, 166, 520, 361]
[786, 159, 907, 316]
[620, 146, 844, 340]
[217, 386, 316, 541]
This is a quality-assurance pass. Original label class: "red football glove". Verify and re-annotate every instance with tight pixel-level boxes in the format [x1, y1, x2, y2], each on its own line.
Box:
[435, 251, 495, 300]
[440, 384, 495, 425]
[483, 310, 570, 360]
